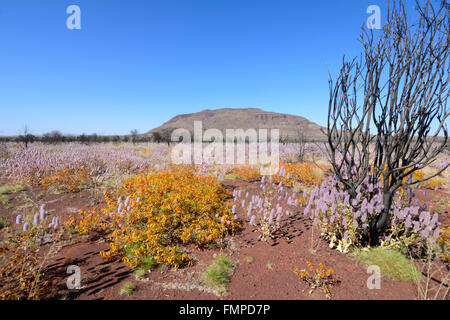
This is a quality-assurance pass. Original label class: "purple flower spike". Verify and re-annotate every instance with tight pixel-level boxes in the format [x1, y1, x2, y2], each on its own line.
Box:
[33, 213, 40, 226]
[432, 227, 440, 239]
[342, 217, 348, 227]
[16, 214, 23, 224]
[247, 204, 253, 217]
[23, 222, 29, 232]
[420, 227, 430, 238]
[53, 217, 59, 230]
[40, 204, 46, 220]
[405, 215, 412, 229]
[249, 215, 256, 226]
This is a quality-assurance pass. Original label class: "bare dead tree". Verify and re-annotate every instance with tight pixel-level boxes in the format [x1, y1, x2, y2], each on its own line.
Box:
[279, 134, 289, 145]
[326, 0, 449, 243]
[295, 128, 307, 163]
[18, 126, 35, 149]
[130, 129, 139, 145]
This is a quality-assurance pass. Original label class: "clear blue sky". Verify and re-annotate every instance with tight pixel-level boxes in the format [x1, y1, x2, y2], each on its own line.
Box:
[0, 0, 409, 136]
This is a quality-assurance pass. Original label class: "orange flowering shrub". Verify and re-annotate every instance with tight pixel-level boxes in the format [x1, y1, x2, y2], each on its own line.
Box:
[370, 165, 446, 190]
[230, 163, 328, 186]
[41, 167, 92, 193]
[274, 162, 329, 187]
[65, 207, 105, 234]
[407, 170, 446, 189]
[0, 229, 57, 300]
[66, 166, 240, 269]
[437, 225, 450, 261]
[230, 166, 261, 181]
[294, 261, 338, 299]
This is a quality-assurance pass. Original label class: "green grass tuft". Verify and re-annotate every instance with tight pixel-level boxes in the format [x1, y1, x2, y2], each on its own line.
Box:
[266, 262, 273, 270]
[223, 174, 240, 180]
[350, 247, 421, 282]
[202, 254, 236, 294]
[246, 256, 254, 264]
[0, 195, 9, 205]
[138, 255, 158, 271]
[0, 184, 25, 195]
[135, 269, 146, 278]
[120, 281, 136, 295]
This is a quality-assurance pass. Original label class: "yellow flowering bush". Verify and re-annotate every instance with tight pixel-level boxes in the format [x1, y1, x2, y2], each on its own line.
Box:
[274, 162, 329, 187]
[406, 170, 446, 189]
[437, 225, 450, 261]
[41, 167, 92, 193]
[294, 261, 338, 299]
[229, 166, 261, 181]
[0, 230, 55, 300]
[230, 162, 328, 186]
[66, 166, 240, 269]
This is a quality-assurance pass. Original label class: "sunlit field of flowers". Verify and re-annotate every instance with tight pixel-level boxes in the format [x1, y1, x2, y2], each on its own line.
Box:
[0, 141, 448, 300]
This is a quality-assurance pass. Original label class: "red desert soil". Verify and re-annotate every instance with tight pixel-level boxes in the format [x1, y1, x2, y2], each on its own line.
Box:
[0, 178, 448, 300]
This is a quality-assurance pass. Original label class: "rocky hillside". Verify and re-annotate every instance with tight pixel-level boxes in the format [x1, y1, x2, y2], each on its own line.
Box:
[147, 108, 326, 141]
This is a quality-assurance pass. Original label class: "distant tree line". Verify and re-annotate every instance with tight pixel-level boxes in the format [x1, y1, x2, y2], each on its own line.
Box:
[0, 130, 174, 147]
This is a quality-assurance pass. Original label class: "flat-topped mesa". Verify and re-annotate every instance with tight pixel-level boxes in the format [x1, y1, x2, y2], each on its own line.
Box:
[147, 108, 325, 141]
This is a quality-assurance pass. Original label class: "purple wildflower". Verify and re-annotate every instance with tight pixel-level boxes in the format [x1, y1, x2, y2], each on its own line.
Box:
[33, 213, 40, 226]
[16, 214, 23, 224]
[249, 215, 256, 226]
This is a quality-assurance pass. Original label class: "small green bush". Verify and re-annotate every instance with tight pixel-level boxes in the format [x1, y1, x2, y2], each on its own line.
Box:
[0, 184, 24, 195]
[350, 247, 421, 282]
[202, 255, 235, 294]
[138, 255, 158, 271]
[0, 195, 8, 205]
[120, 281, 136, 295]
